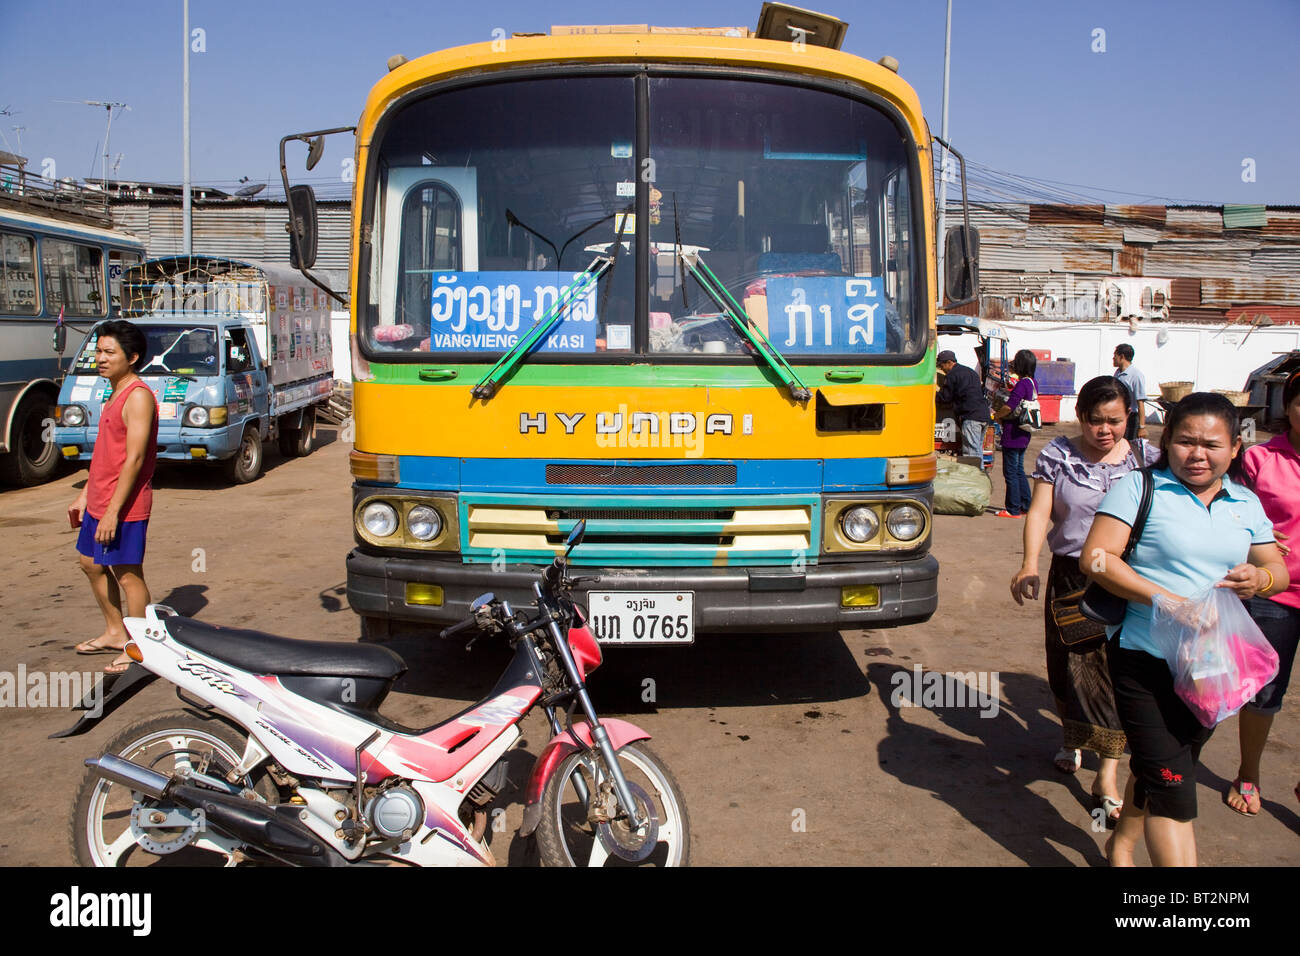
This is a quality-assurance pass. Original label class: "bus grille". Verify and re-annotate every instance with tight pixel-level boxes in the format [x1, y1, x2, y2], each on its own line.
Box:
[545, 463, 737, 486]
[465, 502, 812, 558]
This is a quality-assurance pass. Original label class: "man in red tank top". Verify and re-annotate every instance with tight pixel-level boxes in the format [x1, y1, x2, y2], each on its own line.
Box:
[69, 320, 158, 674]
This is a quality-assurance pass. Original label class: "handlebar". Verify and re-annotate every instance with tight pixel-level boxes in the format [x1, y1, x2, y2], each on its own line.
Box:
[439, 617, 479, 640]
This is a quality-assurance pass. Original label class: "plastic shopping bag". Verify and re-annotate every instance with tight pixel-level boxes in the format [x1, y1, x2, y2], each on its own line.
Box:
[1149, 587, 1280, 728]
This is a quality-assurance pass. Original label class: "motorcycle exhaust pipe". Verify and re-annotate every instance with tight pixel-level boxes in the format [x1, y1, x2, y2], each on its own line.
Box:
[169, 785, 351, 867]
[85, 754, 170, 799]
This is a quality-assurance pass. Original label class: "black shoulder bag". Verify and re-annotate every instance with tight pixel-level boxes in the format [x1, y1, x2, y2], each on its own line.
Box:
[1078, 468, 1154, 626]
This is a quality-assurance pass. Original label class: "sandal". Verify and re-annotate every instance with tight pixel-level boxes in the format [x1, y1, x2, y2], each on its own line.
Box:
[1225, 777, 1261, 816]
[1053, 747, 1081, 774]
[1093, 793, 1123, 828]
[103, 655, 131, 676]
[74, 636, 125, 656]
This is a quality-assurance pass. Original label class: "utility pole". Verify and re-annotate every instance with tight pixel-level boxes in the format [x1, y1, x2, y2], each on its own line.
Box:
[183, 0, 192, 255]
[935, 0, 952, 309]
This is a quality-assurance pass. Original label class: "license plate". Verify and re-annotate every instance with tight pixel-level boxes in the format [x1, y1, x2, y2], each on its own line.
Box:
[585, 591, 694, 645]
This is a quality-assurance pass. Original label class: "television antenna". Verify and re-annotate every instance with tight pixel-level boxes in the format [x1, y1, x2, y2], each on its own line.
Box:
[56, 99, 131, 189]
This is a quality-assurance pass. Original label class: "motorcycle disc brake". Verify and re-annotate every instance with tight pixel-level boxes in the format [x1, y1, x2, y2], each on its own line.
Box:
[596, 782, 659, 862]
[129, 801, 203, 855]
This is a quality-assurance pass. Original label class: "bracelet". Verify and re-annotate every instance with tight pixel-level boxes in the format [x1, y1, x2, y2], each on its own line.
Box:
[1257, 567, 1274, 594]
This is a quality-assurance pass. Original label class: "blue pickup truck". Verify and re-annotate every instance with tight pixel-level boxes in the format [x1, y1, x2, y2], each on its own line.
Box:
[54, 256, 334, 482]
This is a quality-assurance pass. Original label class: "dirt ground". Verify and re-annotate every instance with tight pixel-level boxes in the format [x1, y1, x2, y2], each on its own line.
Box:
[1, 423, 1296, 867]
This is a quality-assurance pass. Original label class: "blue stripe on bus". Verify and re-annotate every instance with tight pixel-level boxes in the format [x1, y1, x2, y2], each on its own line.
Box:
[0, 355, 64, 384]
[391, 456, 896, 493]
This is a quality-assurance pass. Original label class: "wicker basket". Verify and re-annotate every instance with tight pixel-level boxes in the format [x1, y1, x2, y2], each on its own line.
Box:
[1160, 381, 1194, 402]
[1212, 388, 1250, 407]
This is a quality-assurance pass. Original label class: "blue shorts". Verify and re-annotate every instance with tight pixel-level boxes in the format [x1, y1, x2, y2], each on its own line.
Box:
[76, 514, 149, 566]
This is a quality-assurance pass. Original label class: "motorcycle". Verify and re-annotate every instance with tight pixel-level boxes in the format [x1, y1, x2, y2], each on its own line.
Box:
[57, 521, 689, 866]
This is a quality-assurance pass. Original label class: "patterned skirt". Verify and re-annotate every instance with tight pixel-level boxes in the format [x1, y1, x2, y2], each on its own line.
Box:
[1044, 554, 1127, 759]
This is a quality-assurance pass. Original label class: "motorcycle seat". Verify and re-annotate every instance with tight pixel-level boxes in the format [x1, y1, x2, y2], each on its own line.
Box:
[164, 616, 407, 680]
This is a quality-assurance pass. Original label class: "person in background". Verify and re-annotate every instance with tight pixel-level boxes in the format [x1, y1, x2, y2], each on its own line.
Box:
[937, 349, 991, 459]
[1112, 344, 1148, 441]
[1227, 369, 1300, 815]
[992, 349, 1037, 518]
[69, 320, 159, 675]
[1081, 393, 1287, 866]
[1010, 376, 1160, 824]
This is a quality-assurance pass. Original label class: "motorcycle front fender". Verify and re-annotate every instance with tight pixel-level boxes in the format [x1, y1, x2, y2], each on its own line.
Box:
[518, 718, 651, 838]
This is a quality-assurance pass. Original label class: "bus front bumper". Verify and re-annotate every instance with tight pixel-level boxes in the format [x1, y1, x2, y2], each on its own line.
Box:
[346, 550, 938, 634]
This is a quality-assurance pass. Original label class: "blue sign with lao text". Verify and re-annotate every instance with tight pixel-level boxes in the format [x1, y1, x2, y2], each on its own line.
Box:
[763, 276, 888, 354]
[428, 271, 598, 353]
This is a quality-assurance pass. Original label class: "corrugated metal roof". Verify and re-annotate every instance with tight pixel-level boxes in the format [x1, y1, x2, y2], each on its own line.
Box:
[1106, 205, 1166, 228]
[1165, 208, 1223, 235]
[1117, 246, 1145, 276]
[1029, 204, 1104, 225]
[1223, 204, 1268, 229]
[1170, 277, 1201, 307]
[1224, 304, 1300, 325]
[109, 201, 351, 271]
[1142, 248, 1253, 278]
[1201, 276, 1300, 305]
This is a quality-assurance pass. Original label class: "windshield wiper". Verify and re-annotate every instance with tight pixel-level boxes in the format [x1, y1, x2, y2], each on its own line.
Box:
[678, 251, 811, 403]
[471, 255, 612, 400]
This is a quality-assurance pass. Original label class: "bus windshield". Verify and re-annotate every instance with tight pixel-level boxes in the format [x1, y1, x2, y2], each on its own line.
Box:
[362, 72, 921, 364]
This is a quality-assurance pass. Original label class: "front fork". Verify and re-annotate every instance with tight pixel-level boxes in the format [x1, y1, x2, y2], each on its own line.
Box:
[537, 585, 646, 830]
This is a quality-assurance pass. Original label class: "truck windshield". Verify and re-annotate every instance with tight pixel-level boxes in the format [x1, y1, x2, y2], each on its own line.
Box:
[362, 71, 922, 364]
[73, 325, 220, 377]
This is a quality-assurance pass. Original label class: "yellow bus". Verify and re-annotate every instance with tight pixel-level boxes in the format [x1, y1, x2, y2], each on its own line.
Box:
[285, 7, 977, 644]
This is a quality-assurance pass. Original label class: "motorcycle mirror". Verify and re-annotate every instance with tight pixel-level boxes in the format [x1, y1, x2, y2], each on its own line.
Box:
[470, 592, 494, 610]
[565, 519, 586, 556]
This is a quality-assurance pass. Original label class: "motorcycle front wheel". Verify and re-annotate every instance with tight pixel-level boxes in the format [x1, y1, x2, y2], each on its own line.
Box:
[70, 710, 278, 867]
[536, 742, 689, 867]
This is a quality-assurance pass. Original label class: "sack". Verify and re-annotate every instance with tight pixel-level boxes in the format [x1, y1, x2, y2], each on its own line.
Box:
[1149, 587, 1280, 727]
[1079, 468, 1154, 625]
[932, 461, 991, 516]
[1050, 587, 1108, 646]
[1013, 381, 1042, 431]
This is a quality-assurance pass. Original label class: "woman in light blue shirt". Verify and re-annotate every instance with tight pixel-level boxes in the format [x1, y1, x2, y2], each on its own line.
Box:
[1080, 393, 1288, 866]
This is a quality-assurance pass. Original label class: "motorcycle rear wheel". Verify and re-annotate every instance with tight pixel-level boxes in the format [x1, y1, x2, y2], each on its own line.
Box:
[70, 710, 278, 867]
[536, 742, 689, 867]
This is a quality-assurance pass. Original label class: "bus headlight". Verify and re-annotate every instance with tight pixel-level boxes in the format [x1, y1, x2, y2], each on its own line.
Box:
[59, 405, 87, 427]
[362, 502, 399, 537]
[886, 504, 925, 542]
[407, 505, 442, 541]
[840, 506, 879, 544]
[184, 405, 209, 427]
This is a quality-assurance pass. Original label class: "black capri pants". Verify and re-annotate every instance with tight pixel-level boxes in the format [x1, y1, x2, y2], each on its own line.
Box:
[1107, 636, 1214, 821]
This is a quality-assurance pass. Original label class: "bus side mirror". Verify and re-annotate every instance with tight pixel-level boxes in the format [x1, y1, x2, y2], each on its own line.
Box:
[944, 225, 980, 306]
[287, 184, 319, 270]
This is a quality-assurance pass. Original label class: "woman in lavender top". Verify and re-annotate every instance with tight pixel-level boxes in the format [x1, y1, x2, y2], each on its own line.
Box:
[1010, 376, 1160, 825]
[993, 350, 1038, 517]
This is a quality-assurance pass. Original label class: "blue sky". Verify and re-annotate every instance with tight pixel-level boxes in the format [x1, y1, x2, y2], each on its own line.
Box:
[2, 0, 1297, 204]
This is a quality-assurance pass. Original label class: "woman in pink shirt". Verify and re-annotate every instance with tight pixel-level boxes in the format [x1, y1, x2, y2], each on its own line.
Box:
[1230, 369, 1300, 814]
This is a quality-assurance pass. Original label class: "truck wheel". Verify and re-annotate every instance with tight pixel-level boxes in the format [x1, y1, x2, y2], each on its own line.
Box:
[223, 426, 263, 483]
[0, 390, 60, 486]
[276, 409, 316, 459]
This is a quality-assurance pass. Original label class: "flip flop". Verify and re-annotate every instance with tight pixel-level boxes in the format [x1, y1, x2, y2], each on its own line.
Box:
[1225, 777, 1261, 816]
[1053, 747, 1081, 774]
[74, 637, 125, 656]
[1093, 794, 1123, 828]
[103, 656, 131, 675]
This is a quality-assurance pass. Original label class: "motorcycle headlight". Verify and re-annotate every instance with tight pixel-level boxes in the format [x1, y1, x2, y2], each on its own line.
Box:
[886, 504, 925, 542]
[60, 405, 87, 427]
[407, 505, 442, 541]
[841, 506, 879, 544]
[184, 405, 209, 427]
[361, 501, 399, 537]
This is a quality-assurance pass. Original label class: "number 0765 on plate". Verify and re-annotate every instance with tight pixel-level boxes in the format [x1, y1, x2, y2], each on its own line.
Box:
[584, 591, 694, 645]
